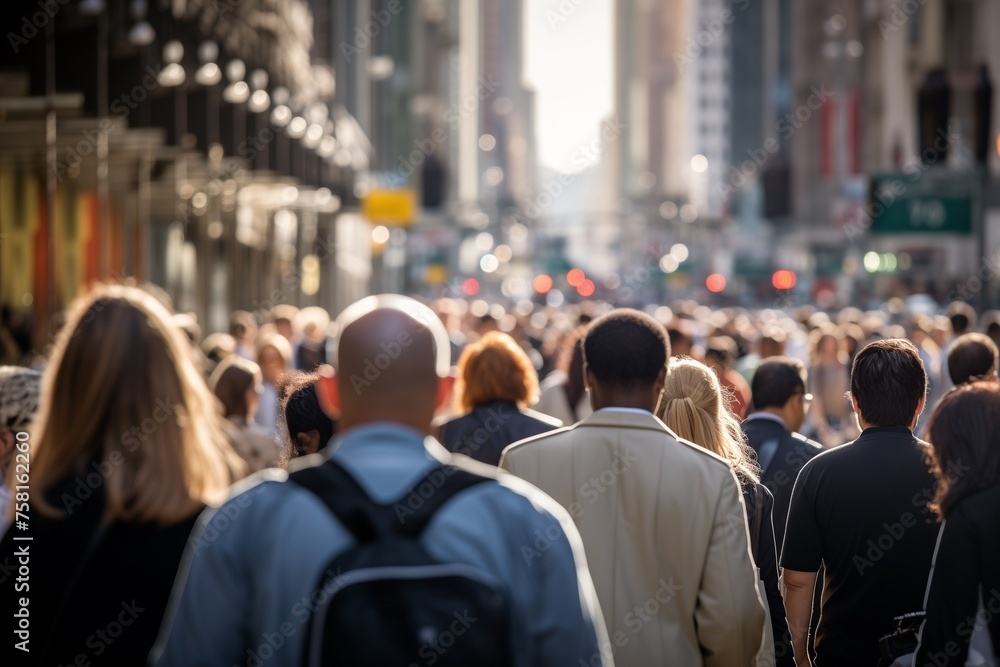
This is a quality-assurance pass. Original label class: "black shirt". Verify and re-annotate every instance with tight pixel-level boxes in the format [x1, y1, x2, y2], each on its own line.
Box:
[438, 401, 561, 465]
[780, 426, 941, 667]
[915, 485, 1000, 666]
[0, 471, 200, 667]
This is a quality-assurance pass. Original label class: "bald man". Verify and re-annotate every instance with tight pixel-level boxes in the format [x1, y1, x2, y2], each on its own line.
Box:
[153, 295, 610, 667]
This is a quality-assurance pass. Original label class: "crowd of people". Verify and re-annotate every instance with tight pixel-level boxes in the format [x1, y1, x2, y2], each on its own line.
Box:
[1, 282, 999, 666]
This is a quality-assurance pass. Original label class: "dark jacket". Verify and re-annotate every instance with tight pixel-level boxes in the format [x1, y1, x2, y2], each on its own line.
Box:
[742, 414, 823, 551]
[0, 470, 201, 667]
[744, 481, 794, 667]
[438, 401, 562, 466]
[915, 485, 1000, 666]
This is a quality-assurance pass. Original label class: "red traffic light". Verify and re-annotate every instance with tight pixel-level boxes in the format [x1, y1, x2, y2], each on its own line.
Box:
[706, 274, 726, 293]
[772, 270, 797, 290]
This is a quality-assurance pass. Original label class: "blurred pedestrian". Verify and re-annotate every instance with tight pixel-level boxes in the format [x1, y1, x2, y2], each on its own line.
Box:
[438, 331, 561, 465]
[658, 357, 789, 667]
[293, 306, 330, 371]
[534, 325, 592, 426]
[937, 301, 977, 396]
[210, 355, 282, 472]
[741, 357, 822, 552]
[705, 335, 752, 418]
[0, 285, 243, 667]
[782, 339, 940, 667]
[808, 325, 857, 448]
[254, 333, 293, 439]
[278, 370, 338, 460]
[915, 382, 1000, 666]
[945, 332, 998, 386]
[229, 310, 258, 360]
[502, 309, 765, 667]
[201, 332, 236, 375]
[153, 295, 608, 667]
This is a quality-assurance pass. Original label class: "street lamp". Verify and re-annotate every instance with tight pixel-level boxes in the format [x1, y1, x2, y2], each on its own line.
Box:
[158, 41, 186, 87]
[247, 69, 270, 113]
[126, 0, 155, 47]
[195, 41, 222, 86]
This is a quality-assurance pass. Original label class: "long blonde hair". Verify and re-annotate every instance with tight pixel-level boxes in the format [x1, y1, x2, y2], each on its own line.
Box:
[27, 284, 246, 525]
[656, 357, 760, 484]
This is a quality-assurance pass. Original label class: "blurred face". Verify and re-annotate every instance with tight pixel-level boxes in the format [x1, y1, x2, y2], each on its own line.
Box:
[820, 335, 839, 358]
[258, 346, 285, 383]
[785, 390, 810, 433]
[275, 320, 294, 341]
[244, 385, 261, 419]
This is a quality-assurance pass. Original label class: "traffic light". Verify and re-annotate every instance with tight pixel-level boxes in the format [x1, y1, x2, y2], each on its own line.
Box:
[972, 64, 994, 166]
[917, 69, 950, 165]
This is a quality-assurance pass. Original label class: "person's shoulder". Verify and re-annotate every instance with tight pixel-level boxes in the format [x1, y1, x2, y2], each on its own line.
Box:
[446, 452, 570, 525]
[948, 485, 1000, 521]
[501, 422, 577, 457]
[788, 431, 824, 456]
[666, 430, 737, 475]
[520, 407, 563, 429]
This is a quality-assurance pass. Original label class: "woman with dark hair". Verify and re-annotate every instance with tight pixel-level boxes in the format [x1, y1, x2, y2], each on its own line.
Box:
[915, 382, 1000, 665]
[0, 285, 244, 667]
[535, 326, 592, 425]
[278, 370, 338, 461]
[437, 331, 561, 466]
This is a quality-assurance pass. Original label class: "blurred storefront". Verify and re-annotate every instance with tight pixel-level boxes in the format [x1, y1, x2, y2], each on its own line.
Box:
[0, 0, 373, 348]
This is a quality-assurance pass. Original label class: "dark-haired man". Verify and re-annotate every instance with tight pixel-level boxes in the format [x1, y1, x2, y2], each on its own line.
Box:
[502, 309, 765, 667]
[946, 332, 998, 386]
[741, 357, 822, 552]
[781, 339, 940, 667]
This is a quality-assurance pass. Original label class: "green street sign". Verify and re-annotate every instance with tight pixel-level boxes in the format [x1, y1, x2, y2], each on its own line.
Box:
[869, 171, 975, 235]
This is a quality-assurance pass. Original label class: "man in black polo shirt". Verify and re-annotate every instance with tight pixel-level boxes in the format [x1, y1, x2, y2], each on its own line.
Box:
[781, 339, 940, 667]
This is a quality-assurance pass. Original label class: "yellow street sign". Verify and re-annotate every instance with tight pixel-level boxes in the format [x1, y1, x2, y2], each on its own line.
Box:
[362, 189, 417, 226]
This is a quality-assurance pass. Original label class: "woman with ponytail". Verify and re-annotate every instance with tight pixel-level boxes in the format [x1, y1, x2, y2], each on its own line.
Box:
[657, 357, 791, 667]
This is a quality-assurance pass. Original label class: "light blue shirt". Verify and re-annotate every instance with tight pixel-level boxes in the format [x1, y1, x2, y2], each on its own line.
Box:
[151, 423, 608, 667]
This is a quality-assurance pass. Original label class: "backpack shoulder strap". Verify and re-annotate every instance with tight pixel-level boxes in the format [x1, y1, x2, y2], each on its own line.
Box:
[289, 459, 383, 543]
[396, 466, 493, 539]
[290, 460, 494, 542]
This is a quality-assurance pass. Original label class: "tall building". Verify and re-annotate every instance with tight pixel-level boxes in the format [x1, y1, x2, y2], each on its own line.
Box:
[788, 0, 1000, 302]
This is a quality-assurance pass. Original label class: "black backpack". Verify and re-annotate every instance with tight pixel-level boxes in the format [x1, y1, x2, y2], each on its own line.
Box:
[289, 459, 514, 667]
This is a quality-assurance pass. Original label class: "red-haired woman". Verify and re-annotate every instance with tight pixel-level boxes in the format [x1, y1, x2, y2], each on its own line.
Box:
[437, 331, 561, 465]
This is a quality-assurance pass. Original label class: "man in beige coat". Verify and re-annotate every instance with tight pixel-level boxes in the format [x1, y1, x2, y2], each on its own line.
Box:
[501, 309, 765, 667]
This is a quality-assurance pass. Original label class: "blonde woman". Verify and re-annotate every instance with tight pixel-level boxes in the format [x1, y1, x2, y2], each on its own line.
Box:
[0, 284, 245, 667]
[657, 357, 791, 667]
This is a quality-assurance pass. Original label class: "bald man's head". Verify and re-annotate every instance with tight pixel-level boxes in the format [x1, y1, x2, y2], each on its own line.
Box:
[332, 296, 453, 432]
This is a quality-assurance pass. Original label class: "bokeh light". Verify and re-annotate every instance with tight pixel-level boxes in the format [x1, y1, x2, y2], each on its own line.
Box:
[706, 273, 726, 293]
